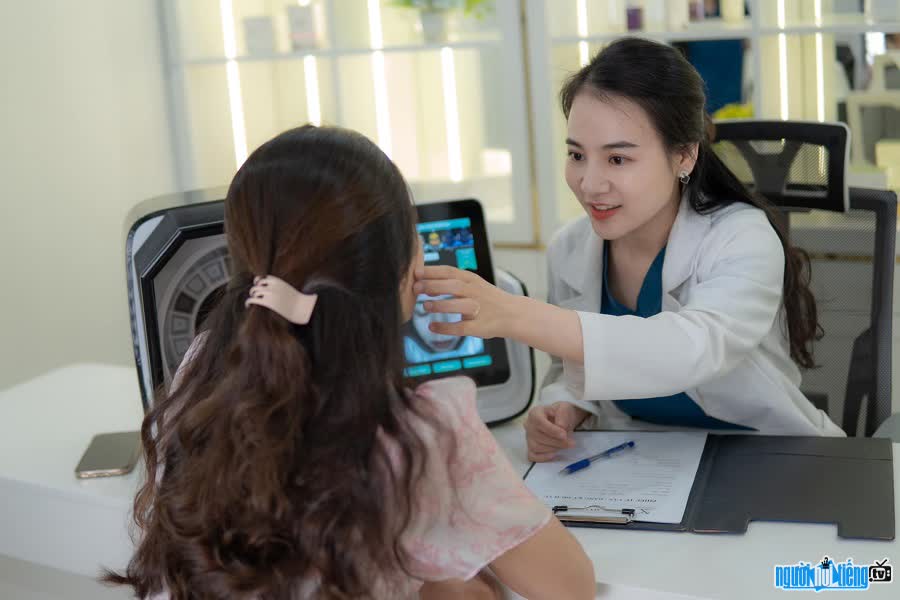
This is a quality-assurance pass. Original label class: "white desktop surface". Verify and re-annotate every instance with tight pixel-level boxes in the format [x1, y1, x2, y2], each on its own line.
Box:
[0, 364, 143, 579]
[493, 413, 899, 600]
[1, 364, 897, 599]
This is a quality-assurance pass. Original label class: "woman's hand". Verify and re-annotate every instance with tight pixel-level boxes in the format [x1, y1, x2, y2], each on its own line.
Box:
[414, 266, 517, 340]
[524, 402, 590, 462]
[415, 266, 585, 364]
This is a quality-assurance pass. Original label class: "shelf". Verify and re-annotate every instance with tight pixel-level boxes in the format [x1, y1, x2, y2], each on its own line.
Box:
[759, 15, 900, 36]
[163, 0, 900, 245]
[552, 20, 754, 46]
[178, 38, 503, 66]
[666, 21, 754, 42]
[550, 15, 900, 46]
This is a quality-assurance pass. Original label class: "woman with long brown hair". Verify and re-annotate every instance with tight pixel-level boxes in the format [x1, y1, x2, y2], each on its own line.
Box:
[416, 37, 844, 460]
[105, 125, 594, 599]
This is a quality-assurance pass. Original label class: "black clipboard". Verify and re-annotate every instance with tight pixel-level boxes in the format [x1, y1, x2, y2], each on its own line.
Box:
[524, 432, 895, 540]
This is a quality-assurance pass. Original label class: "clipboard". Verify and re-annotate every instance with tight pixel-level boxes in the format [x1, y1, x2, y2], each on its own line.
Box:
[524, 432, 895, 540]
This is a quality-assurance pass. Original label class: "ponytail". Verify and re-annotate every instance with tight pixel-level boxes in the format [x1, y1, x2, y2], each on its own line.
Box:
[225, 298, 311, 516]
[688, 139, 822, 369]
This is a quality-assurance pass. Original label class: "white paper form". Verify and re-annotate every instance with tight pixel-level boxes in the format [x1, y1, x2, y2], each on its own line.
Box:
[524, 431, 708, 525]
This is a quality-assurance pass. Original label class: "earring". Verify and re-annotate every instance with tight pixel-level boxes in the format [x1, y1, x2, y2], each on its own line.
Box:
[679, 171, 690, 185]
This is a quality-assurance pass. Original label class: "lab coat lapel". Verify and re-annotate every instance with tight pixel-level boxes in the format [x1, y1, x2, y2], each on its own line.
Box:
[558, 225, 603, 312]
[556, 194, 710, 313]
[662, 194, 711, 305]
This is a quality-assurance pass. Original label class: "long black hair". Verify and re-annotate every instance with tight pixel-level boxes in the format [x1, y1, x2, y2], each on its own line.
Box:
[560, 37, 820, 368]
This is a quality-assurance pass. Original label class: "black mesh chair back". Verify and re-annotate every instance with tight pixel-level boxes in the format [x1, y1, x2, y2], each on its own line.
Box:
[712, 119, 896, 436]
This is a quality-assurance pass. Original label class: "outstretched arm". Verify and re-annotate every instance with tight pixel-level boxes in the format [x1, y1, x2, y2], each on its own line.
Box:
[415, 266, 584, 364]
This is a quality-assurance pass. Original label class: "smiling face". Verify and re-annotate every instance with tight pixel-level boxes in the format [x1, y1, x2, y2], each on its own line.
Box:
[564, 92, 696, 243]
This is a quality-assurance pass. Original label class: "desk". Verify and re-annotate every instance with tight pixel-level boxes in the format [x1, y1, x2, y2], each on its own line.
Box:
[1, 365, 897, 599]
[492, 417, 899, 599]
[0, 365, 141, 580]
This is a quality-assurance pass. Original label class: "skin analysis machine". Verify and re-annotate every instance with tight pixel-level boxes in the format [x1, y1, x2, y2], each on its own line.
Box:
[125, 191, 533, 424]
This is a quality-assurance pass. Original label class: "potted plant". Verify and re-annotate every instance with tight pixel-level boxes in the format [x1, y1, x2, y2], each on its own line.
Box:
[390, 0, 493, 44]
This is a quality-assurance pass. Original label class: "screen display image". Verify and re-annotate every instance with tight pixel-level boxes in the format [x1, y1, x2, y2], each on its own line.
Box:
[406, 218, 486, 370]
[403, 203, 510, 387]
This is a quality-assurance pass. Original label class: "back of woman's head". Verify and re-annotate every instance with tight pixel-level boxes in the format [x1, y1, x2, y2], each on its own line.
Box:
[224, 124, 416, 416]
[110, 125, 430, 599]
[560, 37, 821, 368]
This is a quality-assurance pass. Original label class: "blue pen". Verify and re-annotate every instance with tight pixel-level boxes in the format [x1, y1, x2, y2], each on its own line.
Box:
[558, 440, 636, 475]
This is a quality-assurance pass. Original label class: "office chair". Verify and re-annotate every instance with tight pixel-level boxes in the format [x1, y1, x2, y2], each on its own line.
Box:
[712, 120, 897, 438]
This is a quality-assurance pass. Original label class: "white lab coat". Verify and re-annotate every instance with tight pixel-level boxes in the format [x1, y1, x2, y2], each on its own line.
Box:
[541, 197, 845, 436]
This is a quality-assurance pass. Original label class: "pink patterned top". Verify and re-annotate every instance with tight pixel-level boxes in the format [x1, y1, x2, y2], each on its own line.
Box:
[395, 376, 552, 591]
[149, 372, 550, 599]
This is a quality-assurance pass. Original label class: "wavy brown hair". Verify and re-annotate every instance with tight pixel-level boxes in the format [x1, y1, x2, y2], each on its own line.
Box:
[105, 125, 438, 598]
[560, 37, 821, 368]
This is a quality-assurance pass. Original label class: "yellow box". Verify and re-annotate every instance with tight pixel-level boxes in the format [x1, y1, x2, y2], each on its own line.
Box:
[875, 140, 900, 192]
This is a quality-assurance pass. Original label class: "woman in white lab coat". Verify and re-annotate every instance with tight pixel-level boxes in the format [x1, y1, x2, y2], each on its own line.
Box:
[415, 38, 844, 460]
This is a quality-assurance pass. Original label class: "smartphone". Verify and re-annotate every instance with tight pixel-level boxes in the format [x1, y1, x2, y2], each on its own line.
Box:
[74, 431, 141, 479]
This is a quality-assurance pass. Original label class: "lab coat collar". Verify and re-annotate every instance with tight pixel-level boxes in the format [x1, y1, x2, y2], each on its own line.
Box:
[558, 191, 712, 297]
[662, 192, 712, 294]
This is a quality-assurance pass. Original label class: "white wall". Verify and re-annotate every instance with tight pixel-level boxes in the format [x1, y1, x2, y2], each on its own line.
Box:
[0, 1, 177, 390]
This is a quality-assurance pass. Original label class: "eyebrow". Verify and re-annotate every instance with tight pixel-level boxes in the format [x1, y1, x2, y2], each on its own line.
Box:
[565, 138, 639, 150]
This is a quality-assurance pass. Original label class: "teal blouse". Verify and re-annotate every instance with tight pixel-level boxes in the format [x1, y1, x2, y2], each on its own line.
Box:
[601, 241, 754, 430]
